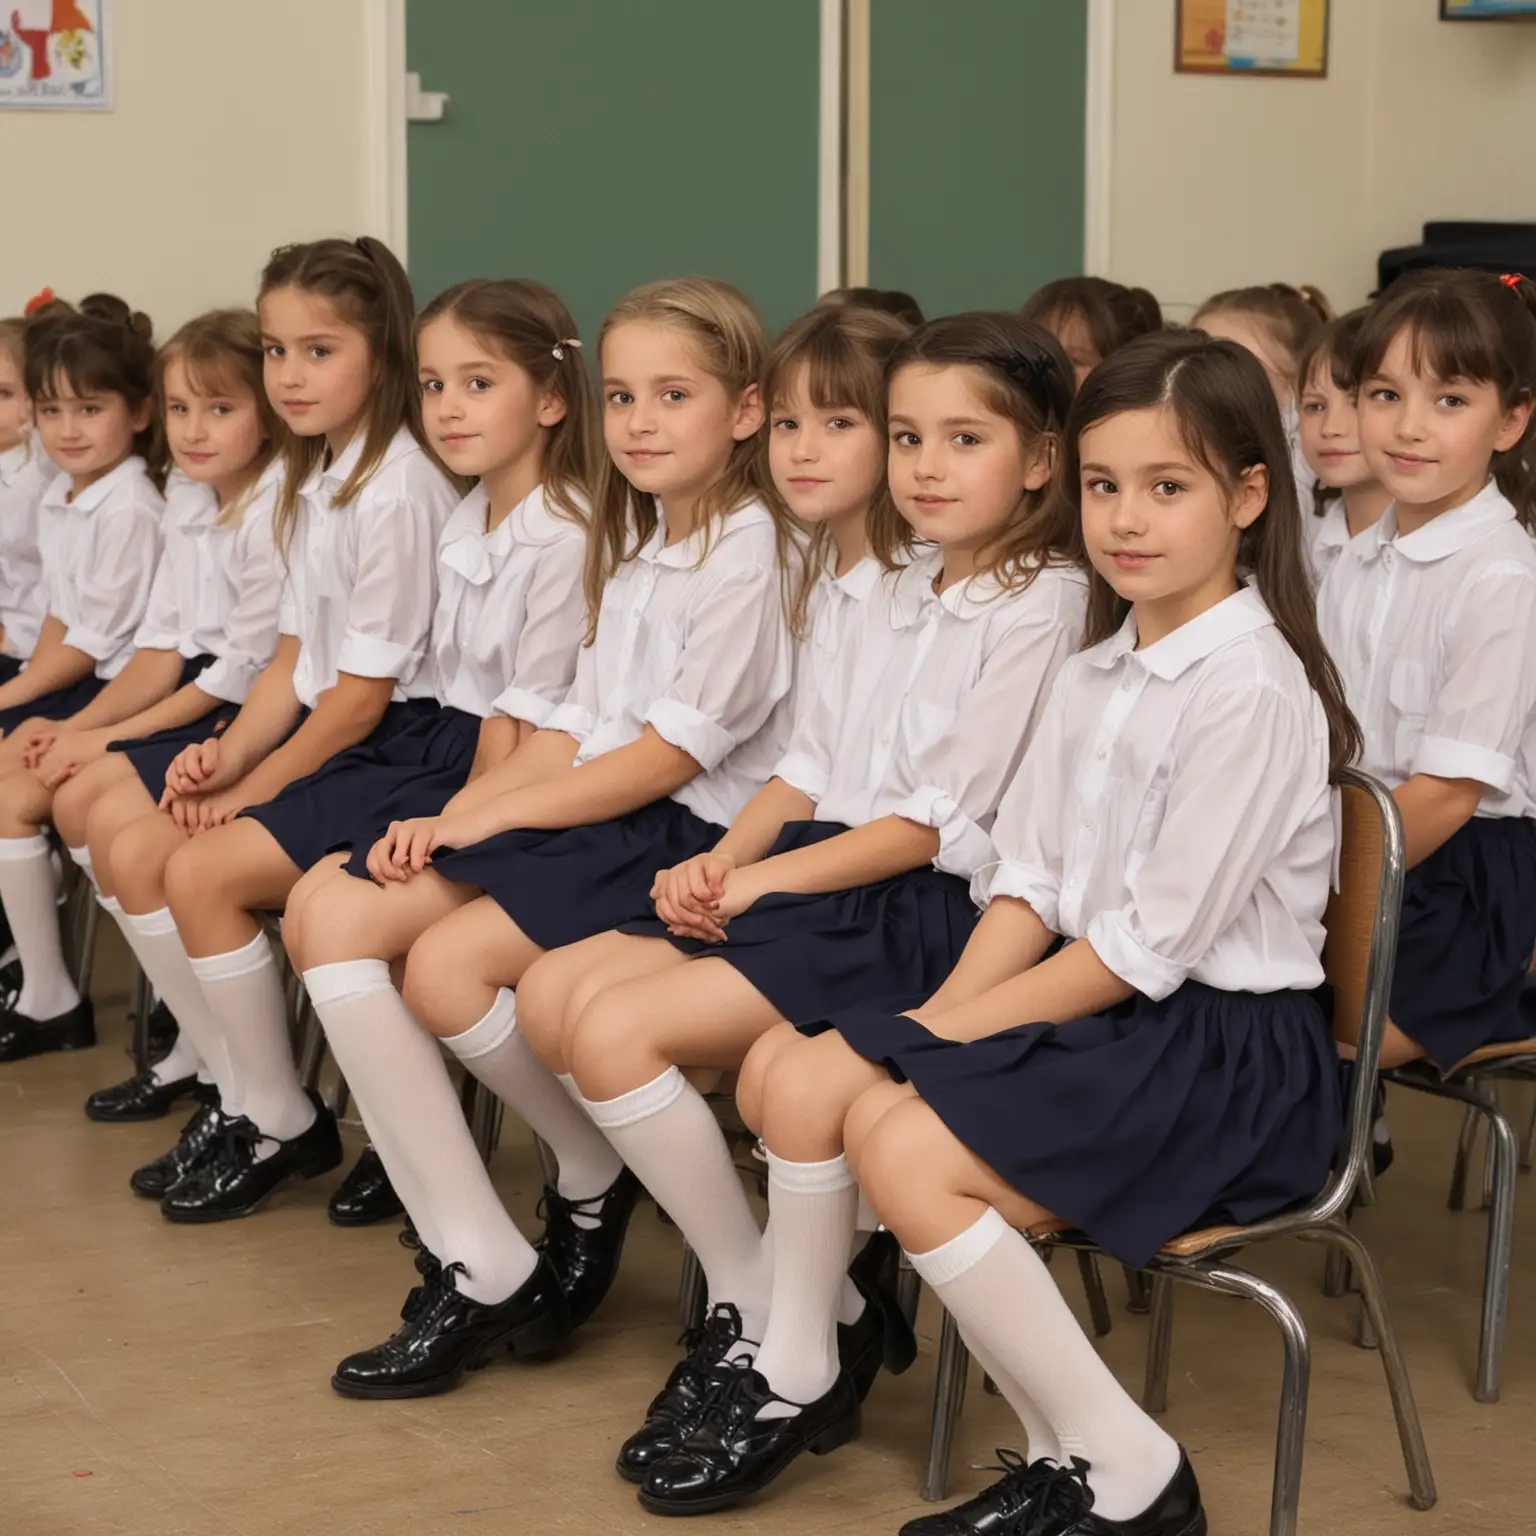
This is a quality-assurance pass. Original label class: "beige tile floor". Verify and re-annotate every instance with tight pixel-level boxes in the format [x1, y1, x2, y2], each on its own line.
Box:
[3, 928, 1535, 1535]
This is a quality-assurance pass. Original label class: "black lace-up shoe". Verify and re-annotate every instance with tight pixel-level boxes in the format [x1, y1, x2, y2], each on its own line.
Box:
[129, 1099, 226, 1198]
[160, 1092, 342, 1223]
[85, 1065, 202, 1123]
[0, 997, 94, 1060]
[841, 1229, 919, 1399]
[331, 1253, 572, 1399]
[328, 1145, 405, 1227]
[143, 1002, 178, 1063]
[898, 1448, 1058, 1534]
[638, 1362, 860, 1515]
[616, 1302, 751, 1483]
[537, 1167, 641, 1327]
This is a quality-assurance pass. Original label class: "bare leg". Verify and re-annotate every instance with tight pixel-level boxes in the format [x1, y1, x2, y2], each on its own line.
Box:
[53, 751, 137, 852]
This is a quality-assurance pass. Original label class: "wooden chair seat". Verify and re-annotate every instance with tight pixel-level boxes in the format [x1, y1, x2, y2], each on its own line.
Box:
[1450, 1038, 1536, 1072]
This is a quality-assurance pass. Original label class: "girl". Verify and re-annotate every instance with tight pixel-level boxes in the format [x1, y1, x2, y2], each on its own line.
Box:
[1193, 282, 1332, 523]
[38, 310, 284, 1120]
[1021, 276, 1163, 387]
[526, 313, 1090, 1492]
[277, 276, 598, 1225]
[84, 237, 461, 1213]
[289, 276, 794, 1399]
[0, 298, 165, 1061]
[645, 331, 1356, 1529]
[1320, 268, 1536, 1075]
[0, 316, 50, 670]
[1294, 310, 1390, 586]
[815, 287, 926, 328]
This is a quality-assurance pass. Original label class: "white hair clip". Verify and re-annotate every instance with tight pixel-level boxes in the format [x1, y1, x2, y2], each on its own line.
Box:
[552, 338, 583, 361]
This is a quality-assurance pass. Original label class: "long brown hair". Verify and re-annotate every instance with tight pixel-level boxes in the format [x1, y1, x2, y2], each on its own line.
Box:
[1350, 267, 1536, 526]
[764, 303, 914, 631]
[416, 279, 599, 531]
[888, 312, 1080, 588]
[588, 276, 790, 628]
[1022, 276, 1162, 364]
[259, 237, 445, 552]
[1059, 330, 1361, 774]
[157, 309, 284, 526]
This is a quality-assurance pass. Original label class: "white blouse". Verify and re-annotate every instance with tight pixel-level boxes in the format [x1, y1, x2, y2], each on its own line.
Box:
[1318, 480, 1536, 819]
[777, 549, 1087, 878]
[545, 501, 794, 828]
[1306, 499, 1351, 589]
[427, 482, 589, 723]
[37, 455, 164, 679]
[0, 435, 52, 657]
[977, 586, 1334, 999]
[788, 552, 882, 726]
[278, 428, 460, 710]
[133, 467, 284, 705]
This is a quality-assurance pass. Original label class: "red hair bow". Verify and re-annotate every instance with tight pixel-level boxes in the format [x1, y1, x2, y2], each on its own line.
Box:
[1500, 273, 1526, 290]
[23, 287, 56, 316]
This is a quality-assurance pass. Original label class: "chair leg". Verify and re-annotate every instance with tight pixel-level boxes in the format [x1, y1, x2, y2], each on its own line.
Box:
[1520, 1092, 1535, 1173]
[295, 995, 326, 1092]
[677, 1242, 707, 1331]
[1304, 1225, 1436, 1510]
[332, 1072, 351, 1119]
[468, 1082, 502, 1164]
[1474, 1097, 1519, 1404]
[70, 885, 100, 997]
[1142, 1273, 1175, 1415]
[1077, 1251, 1113, 1338]
[534, 1134, 559, 1189]
[895, 1248, 921, 1329]
[1449, 1099, 1480, 1211]
[1123, 1265, 1151, 1315]
[1477, 1081, 1503, 1212]
[921, 1307, 970, 1502]
[129, 965, 154, 1073]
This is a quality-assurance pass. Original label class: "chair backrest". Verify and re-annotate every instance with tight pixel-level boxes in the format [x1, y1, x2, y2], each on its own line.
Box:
[1318, 769, 1406, 1217]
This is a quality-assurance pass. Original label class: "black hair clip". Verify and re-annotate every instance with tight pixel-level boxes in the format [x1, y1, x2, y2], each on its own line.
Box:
[995, 348, 1055, 391]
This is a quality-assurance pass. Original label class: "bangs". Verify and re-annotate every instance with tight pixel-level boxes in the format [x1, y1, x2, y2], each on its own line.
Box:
[162, 340, 255, 403]
[767, 331, 886, 422]
[1354, 285, 1508, 392]
[28, 333, 138, 403]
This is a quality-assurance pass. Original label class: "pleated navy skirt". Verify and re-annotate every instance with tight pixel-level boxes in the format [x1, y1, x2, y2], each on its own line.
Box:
[0, 672, 106, 735]
[428, 797, 725, 953]
[240, 699, 448, 871]
[618, 820, 978, 1019]
[105, 655, 228, 794]
[1391, 815, 1536, 1071]
[807, 980, 1343, 1269]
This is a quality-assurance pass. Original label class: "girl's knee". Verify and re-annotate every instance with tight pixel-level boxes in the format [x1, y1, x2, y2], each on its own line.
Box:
[291, 875, 380, 969]
[737, 1021, 800, 1134]
[514, 952, 570, 1063]
[400, 919, 462, 1019]
[758, 1032, 856, 1143]
[855, 1101, 931, 1216]
[565, 985, 638, 1087]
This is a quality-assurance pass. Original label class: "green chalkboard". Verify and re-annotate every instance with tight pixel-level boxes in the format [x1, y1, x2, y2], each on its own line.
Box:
[869, 0, 1087, 316]
[406, 0, 822, 347]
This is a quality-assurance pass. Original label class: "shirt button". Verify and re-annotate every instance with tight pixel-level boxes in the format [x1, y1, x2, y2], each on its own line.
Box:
[1120, 678, 1132, 692]
[1082, 817, 1093, 829]
[1096, 748, 1106, 760]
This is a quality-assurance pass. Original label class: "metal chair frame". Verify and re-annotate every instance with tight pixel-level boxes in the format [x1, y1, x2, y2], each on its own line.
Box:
[918, 770, 1435, 1536]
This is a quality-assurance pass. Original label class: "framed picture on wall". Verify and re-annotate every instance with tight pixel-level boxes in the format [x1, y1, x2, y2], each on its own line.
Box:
[1176, 0, 1330, 77]
[1441, 0, 1536, 16]
[0, 0, 112, 111]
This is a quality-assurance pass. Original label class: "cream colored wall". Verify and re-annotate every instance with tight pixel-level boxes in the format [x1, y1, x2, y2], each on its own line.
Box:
[0, 0, 388, 332]
[1106, 0, 1536, 317]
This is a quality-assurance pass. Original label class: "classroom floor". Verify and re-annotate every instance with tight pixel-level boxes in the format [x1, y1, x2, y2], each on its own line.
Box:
[4, 930, 1535, 1536]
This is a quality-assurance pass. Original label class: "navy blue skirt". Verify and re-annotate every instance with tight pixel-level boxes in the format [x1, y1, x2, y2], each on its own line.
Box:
[0, 672, 106, 735]
[807, 980, 1343, 1269]
[103, 655, 226, 793]
[1391, 815, 1536, 1071]
[428, 797, 725, 953]
[240, 699, 447, 871]
[618, 820, 977, 1020]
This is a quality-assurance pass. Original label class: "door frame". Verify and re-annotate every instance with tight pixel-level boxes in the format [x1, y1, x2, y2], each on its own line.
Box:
[366, 0, 409, 258]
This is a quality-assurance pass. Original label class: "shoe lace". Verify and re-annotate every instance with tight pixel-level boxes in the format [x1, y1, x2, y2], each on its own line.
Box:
[961, 1448, 1044, 1524]
[219, 1115, 264, 1160]
[1018, 1457, 1094, 1536]
[398, 1226, 445, 1323]
[678, 1301, 746, 1367]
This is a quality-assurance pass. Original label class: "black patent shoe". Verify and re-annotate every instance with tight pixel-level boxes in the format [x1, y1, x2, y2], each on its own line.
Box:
[331, 1253, 572, 1399]
[616, 1302, 753, 1484]
[130, 1099, 226, 1198]
[537, 1167, 641, 1326]
[0, 998, 94, 1061]
[898, 1449, 1059, 1534]
[638, 1363, 860, 1515]
[85, 1065, 202, 1123]
[144, 1001, 178, 1064]
[841, 1229, 919, 1400]
[160, 1092, 342, 1223]
[328, 1145, 405, 1227]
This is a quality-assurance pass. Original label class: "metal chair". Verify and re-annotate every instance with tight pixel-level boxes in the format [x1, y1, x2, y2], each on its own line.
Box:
[919, 769, 1435, 1536]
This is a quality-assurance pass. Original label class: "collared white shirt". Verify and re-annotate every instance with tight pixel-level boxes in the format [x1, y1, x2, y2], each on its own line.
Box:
[37, 455, 164, 679]
[1306, 499, 1351, 588]
[1318, 480, 1536, 818]
[976, 586, 1333, 999]
[546, 500, 793, 828]
[0, 434, 53, 657]
[134, 466, 284, 705]
[427, 482, 588, 722]
[776, 549, 1087, 878]
[278, 428, 459, 709]
[788, 551, 883, 726]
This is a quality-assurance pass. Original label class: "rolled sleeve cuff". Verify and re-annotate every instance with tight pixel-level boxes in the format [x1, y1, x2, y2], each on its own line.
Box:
[645, 698, 735, 771]
[894, 785, 994, 879]
[197, 655, 259, 705]
[544, 701, 593, 744]
[131, 625, 182, 653]
[1085, 912, 1186, 1001]
[1414, 735, 1516, 794]
[974, 858, 1059, 927]
[493, 684, 561, 730]
[774, 749, 828, 803]
[336, 628, 418, 680]
[61, 624, 118, 664]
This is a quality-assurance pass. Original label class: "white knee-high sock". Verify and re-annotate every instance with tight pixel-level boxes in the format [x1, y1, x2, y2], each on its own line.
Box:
[189, 934, 313, 1143]
[68, 844, 97, 891]
[122, 907, 234, 1106]
[0, 835, 80, 1019]
[759, 1218, 866, 1329]
[582, 1068, 769, 1344]
[99, 895, 207, 1086]
[908, 1210, 1180, 1522]
[750, 1152, 859, 1412]
[305, 960, 537, 1303]
[444, 989, 624, 1206]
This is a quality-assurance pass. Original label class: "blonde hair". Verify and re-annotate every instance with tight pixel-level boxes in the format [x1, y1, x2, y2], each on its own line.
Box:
[587, 276, 791, 628]
[0, 317, 25, 377]
[1192, 283, 1333, 385]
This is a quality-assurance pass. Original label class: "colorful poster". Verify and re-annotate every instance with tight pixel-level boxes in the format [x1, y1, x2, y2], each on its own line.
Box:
[1177, 0, 1329, 77]
[0, 0, 111, 110]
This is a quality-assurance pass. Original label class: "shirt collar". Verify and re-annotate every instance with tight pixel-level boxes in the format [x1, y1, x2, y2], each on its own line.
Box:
[1313, 501, 1351, 554]
[303, 426, 418, 504]
[164, 470, 221, 531]
[641, 499, 775, 569]
[887, 548, 1055, 628]
[1366, 480, 1515, 565]
[0, 441, 28, 486]
[44, 454, 147, 515]
[1084, 584, 1276, 681]
[829, 552, 883, 602]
